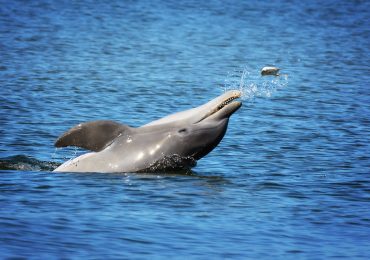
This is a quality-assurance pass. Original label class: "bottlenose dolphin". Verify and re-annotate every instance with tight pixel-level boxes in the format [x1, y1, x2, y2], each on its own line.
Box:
[53, 90, 242, 173]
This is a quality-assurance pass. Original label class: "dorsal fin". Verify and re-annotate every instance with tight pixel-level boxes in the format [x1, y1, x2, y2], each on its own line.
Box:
[55, 120, 130, 152]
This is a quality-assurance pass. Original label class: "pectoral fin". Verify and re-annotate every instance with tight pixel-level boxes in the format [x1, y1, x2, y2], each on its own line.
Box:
[55, 120, 130, 152]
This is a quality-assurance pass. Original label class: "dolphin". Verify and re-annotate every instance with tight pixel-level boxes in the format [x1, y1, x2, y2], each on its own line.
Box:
[53, 90, 242, 173]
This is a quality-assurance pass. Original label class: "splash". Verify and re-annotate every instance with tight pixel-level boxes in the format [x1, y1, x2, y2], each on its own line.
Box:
[139, 155, 197, 173]
[222, 66, 288, 100]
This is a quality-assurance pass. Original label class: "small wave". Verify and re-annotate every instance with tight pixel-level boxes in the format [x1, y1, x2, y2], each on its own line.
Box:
[222, 65, 288, 100]
[0, 155, 60, 172]
[139, 155, 197, 173]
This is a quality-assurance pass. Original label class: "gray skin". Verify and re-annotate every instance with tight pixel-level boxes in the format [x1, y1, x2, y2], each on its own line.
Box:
[53, 90, 242, 173]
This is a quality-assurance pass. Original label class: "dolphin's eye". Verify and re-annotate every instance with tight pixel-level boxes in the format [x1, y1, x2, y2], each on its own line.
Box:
[178, 128, 188, 134]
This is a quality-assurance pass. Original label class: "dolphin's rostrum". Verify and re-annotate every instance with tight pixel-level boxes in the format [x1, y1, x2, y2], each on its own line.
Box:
[54, 90, 242, 173]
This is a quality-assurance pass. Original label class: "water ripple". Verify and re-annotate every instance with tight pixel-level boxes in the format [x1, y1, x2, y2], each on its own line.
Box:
[1, 0, 370, 258]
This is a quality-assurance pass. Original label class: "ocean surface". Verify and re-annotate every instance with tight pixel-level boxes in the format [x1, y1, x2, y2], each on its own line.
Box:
[1, 0, 369, 258]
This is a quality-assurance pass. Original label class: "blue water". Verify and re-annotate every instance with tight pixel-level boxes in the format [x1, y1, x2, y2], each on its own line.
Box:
[1, 0, 370, 258]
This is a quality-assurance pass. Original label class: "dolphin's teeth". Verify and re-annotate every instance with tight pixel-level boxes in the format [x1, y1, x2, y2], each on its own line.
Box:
[216, 94, 240, 112]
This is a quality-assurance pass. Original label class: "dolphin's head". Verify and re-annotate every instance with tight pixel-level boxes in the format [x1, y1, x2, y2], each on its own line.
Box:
[143, 90, 242, 127]
[165, 91, 242, 160]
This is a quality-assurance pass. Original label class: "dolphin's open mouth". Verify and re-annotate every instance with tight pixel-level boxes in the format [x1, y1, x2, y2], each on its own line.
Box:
[199, 90, 242, 122]
[217, 93, 241, 111]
